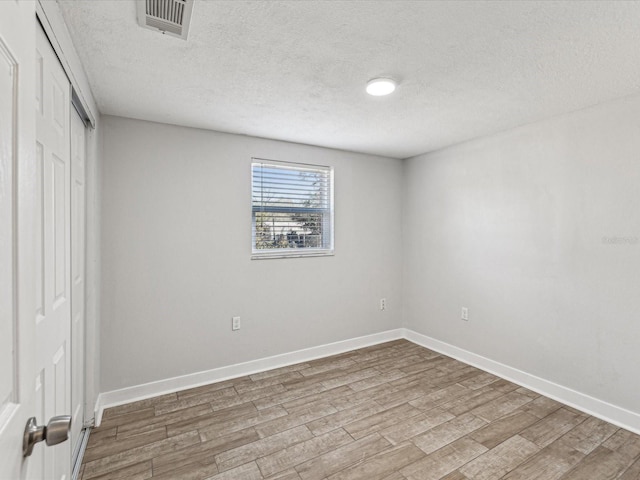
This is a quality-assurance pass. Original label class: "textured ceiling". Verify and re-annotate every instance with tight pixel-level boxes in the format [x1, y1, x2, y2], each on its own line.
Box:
[59, 0, 640, 159]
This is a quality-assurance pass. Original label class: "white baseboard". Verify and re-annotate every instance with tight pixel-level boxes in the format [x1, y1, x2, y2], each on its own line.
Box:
[94, 329, 404, 426]
[403, 328, 640, 435]
[94, 327, 640, 435]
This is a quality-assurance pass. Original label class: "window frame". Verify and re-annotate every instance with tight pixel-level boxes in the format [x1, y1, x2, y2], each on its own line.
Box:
[251, 158, 334, 260]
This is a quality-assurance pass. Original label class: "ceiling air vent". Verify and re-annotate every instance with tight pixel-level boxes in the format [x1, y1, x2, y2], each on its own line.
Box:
[137, 0, 194, 40]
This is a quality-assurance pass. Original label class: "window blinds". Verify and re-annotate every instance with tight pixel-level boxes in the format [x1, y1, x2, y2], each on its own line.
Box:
[252, 160, 333, 256]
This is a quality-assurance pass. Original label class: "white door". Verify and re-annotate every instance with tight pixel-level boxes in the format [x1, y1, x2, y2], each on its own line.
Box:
[34, 23, 73, 480]
[0, 1, 39, 478]
[70, 109, 86, 462]
[0, 7, 75, 479]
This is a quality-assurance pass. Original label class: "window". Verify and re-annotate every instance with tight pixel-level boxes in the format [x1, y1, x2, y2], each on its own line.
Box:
[252, 159, 334, 258]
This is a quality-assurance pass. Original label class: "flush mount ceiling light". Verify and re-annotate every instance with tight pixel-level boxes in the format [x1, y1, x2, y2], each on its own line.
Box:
[366, 78, 397, 96]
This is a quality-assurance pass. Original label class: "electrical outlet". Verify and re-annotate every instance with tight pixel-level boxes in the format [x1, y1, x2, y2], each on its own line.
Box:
[232, 316, 241, 331]
[380, 298, 386, 311]
[461, 307, 468, 321]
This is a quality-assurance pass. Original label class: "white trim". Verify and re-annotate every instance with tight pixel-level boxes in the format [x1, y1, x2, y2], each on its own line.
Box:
[93, 327, 640, 435]
[251, 250, 335, 260]
[403, 328, 640, 436]
[94, 329, 404, 426]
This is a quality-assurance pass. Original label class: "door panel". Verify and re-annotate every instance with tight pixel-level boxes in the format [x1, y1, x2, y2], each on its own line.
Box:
[0, 1, 37, 478]
[0, 22, 17, 421]
[36, 24, 72, 480]
[36, 142, 46, 322]
[53, 154, 67, 304]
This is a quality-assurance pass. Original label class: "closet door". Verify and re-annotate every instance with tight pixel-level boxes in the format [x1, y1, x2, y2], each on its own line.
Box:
[34, 23, 73, 480]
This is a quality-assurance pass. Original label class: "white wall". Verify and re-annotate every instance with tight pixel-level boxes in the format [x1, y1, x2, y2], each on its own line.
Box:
[403, 94, 640, 414]
[100, 115, 403, 392]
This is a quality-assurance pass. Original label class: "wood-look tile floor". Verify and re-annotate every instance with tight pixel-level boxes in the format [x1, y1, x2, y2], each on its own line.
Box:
[79, 340, 640, 480]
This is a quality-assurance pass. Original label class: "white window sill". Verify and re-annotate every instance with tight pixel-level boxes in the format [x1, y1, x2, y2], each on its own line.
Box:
[251, 249, 334, 260]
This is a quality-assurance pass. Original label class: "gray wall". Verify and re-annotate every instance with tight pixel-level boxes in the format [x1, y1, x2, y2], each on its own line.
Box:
[101, 92, 640, 418]
[100, 115, 403, 392]
[403, 94, 640, 413]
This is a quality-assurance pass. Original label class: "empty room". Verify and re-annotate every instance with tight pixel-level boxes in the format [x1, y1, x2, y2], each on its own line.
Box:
[2, 1, 640, 479]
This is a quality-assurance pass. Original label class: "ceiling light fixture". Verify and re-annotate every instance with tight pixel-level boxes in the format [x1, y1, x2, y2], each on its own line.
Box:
[366, 78, 397, 96]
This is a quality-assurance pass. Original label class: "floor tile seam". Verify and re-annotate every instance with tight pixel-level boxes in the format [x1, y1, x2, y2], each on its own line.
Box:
[253, 428, 355, 479]
[213, 424, 318, 472]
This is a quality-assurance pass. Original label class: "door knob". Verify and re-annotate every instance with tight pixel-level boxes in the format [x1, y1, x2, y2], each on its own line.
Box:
[23, 415, 71, 457]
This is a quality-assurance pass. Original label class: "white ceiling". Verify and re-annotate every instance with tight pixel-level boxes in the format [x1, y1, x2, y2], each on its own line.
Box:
[59, 0, 640, 159]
